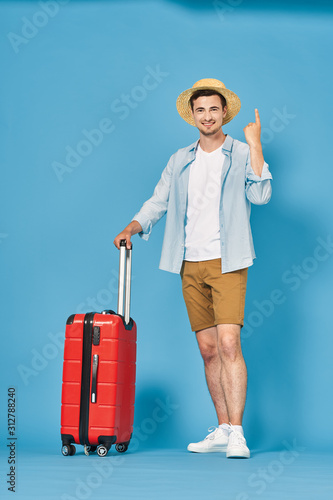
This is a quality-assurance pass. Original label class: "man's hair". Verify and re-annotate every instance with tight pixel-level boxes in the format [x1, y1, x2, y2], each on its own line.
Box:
[189, 89, 227, 110]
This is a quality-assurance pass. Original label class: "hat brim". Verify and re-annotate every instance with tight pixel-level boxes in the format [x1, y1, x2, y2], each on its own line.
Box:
[176, 86, 241, 126]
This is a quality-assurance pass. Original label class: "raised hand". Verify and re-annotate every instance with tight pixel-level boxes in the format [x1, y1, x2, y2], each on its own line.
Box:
[243, 108, 261, 148]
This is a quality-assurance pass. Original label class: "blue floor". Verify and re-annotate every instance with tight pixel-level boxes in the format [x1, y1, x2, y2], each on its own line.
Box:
[1, 447, 332, 499]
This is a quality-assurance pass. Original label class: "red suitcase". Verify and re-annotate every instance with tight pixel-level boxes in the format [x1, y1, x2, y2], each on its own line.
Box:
[61, 241, 137, 457]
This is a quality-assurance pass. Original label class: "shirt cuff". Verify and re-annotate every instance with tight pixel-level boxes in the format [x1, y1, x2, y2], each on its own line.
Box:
[131, 213, 152, 241]
[247, 161, 273, 182]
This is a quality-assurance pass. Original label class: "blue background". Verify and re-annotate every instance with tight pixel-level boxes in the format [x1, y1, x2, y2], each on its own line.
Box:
[1, 0, 332, 476]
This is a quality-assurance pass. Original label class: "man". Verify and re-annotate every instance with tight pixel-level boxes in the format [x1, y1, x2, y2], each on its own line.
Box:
[114, 78, 272, 459]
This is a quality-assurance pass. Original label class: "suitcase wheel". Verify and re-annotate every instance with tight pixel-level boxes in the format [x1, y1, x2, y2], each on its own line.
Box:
[97, 445, 108, 457]
[84, 445, 97, 456]
[115, 443, 128, 453]
[62, 444, 76, 456]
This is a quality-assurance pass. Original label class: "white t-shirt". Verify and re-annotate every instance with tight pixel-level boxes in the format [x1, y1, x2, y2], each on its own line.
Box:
[184, 143, 225, 261]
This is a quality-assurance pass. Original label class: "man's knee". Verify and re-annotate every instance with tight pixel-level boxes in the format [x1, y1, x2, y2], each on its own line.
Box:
[197, 339, 219, 364]
[217, 326, 242, 362]
[218, 334, 241, 361]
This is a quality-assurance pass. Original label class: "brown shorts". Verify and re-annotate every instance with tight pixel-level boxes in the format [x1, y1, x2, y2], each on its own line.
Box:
[180, 258, 248, 332]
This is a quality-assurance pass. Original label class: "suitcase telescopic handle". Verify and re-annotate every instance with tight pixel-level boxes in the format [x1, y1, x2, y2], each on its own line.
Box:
[117, 239, 132, 325]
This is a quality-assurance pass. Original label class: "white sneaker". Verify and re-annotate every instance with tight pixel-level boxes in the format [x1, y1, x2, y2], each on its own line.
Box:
[226, 424, 250, 458]
[187, 424, 230, 453]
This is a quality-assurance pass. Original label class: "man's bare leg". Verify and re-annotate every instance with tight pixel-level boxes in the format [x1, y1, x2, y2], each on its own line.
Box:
[217, 323, 247, 425]
[191, 323, 249, 456]
[196, 326, 229, 424]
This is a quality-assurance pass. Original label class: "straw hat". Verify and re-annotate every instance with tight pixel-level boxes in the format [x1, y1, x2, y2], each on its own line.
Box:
[176, 78, 241, 126]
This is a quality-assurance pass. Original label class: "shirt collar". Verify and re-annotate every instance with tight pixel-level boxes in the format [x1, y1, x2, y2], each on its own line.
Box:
[180, 134, 233, 174]
[189, 134, 233, 154]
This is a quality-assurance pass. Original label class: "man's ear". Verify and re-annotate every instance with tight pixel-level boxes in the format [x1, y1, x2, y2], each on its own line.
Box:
[223, 105, 228, 117]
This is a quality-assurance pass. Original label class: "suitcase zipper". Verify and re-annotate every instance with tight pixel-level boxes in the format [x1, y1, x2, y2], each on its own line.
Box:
[79, 312, 95, 445]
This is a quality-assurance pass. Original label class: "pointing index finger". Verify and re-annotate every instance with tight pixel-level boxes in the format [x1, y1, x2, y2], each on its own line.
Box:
[255, 108, 261, 124]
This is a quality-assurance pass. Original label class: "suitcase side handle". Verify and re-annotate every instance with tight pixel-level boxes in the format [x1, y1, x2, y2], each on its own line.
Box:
[117, 239, 132, 325]
[91, 354, 99, 403]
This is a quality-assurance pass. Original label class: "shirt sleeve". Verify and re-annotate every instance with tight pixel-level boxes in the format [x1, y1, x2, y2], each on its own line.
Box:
[131, 155, 175, 241]
[245, 149, 273, 205]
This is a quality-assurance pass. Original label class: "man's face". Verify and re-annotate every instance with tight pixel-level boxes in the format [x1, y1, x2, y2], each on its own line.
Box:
[191, 95, 227, 136]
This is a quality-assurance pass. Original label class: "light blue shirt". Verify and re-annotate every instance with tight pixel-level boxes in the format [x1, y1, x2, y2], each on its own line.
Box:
[131, 134, 272, 274]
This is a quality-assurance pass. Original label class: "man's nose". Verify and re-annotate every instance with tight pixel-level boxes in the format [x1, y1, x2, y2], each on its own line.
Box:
[203, 111, 212, 121]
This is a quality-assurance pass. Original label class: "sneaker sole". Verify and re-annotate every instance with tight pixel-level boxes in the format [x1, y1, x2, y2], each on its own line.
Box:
[226, 449, 250, 459]
[187, 444, 228, 453]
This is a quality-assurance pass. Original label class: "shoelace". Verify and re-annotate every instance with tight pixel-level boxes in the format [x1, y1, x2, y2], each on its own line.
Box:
[205, 426, 219, 440]
[205, 424, 230, 440]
